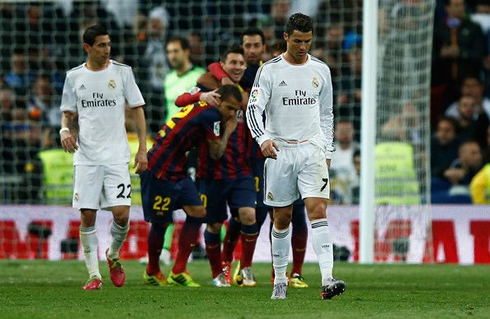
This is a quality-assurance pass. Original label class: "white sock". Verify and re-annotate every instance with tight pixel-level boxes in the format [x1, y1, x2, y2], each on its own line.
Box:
[79, 226, 101, 279]
[311, 218, 334, 286]
[271, 225, 291, 285]
[107, 221, 130, 260]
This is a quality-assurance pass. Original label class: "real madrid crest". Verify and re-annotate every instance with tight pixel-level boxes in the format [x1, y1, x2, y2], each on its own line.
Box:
[108, 79, 116, 90]
[312, 77, 319, 88]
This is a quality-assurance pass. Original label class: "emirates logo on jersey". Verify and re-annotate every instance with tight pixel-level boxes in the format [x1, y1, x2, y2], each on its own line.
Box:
[108, 79, 116, 90]
[312, 77, 319, 88]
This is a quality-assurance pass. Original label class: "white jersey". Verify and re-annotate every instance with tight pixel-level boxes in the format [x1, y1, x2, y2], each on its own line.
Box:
[60, 60, 145, 165]
[246, 54, 335, 158]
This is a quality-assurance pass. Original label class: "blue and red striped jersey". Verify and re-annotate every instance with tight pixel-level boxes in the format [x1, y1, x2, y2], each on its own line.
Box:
[148, 102, 221, 182]
[197, 109, 252, 180]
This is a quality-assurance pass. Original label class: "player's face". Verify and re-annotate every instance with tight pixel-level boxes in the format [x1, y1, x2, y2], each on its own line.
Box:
[284, 30, 312, 64]
[87, 35, 111, 64]
[166, 41, 189, 70]
[242, 35, 265, 66]
[217, 96, 240, 122]
[221, 53, 246, 84]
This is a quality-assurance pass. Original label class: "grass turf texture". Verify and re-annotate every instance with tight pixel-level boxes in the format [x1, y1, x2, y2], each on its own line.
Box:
[1, 261, 489, 318]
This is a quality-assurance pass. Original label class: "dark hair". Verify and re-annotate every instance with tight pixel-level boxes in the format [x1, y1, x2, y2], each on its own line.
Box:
[217, 85, 242, 103]
[82, 25, 109, 46]
[437, 115, 459, 132]
[286, 13, 313, 36]
[241, 27, 265, 45]
[166, 36, 190, 51]
[220, 45, 244, 63]
[270, 40, 287, 54]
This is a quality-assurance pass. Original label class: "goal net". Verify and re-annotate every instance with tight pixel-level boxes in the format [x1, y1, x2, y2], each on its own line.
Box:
[0, 0, 435, 262]
[375, 0, 435, 262]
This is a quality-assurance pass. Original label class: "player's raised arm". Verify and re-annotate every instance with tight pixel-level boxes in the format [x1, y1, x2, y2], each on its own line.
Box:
[207, 114, 236, 160]
[207, 85, 242, 159]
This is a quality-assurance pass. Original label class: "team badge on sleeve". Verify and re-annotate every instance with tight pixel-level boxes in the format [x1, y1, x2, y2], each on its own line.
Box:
[188, 86, 201, 94]
[213, 121, 221, 136]
[250, 88, 259, 103]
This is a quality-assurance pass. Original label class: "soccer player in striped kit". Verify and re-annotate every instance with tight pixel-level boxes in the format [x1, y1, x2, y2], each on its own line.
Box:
[246, 13, 346, 300]
[173, 46, 259, 287]
[141, 85, 241, 287]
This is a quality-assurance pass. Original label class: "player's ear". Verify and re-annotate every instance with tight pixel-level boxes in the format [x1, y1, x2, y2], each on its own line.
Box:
[283, 32, 288, 41]
[82, 43, 91, 53]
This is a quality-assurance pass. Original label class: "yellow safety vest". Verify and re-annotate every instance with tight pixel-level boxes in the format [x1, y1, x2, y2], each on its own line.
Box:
[484, 164, 490, 203]
[38, 149, 73, 205]
[375, 142, 421, 205]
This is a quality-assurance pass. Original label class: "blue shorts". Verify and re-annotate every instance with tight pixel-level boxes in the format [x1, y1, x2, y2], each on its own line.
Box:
[197, 177, 256, 224]
[140, 171, 202, 225]
[251, 157, 268, 209]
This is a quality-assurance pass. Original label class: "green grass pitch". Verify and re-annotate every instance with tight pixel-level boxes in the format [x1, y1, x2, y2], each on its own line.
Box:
[1, 260, 489, 318]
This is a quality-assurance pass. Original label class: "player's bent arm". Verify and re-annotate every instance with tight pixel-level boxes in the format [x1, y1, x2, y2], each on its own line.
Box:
[207, 117, 237, 160]
[60, 111, 79, 153]
[175, 92, 201, 107]
[130, 105, 148, 173]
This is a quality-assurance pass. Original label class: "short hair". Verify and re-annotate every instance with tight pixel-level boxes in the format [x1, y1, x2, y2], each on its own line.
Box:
[437, 116, 459, 131]
[166, 36, 190, 51]
[220, 45, 244, 63]
[241, 27, 266, 45]
[83, 25, 109, 46]
[286, 13, 314, 36]
[270, 40, 287, 54]
[217, 85, 243, 103]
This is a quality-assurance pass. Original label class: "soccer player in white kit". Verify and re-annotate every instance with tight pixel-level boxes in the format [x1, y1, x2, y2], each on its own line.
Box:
[59, 25, 148, 290]
[246, 13, 346, 300]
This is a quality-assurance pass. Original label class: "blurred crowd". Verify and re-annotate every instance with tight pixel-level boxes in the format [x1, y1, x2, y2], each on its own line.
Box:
[0, 0, 489, 204]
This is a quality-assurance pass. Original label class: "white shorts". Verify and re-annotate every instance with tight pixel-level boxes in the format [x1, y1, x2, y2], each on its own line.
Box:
[263, 142, 330, 207]
[73, 163, 131, 210]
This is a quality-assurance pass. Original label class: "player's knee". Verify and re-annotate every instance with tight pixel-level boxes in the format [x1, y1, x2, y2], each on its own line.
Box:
[187, 206, 206, 218]
[111, 207, 130, 226]
[238, 207, 256, 225]
[306, 205, 327, 221]
[207, 222, 222, 233]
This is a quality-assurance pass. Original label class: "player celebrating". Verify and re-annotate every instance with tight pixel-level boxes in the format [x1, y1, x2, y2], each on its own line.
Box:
[173, 46, 258, 288]
[60, 25, 148, 290]
[246, 13, 347, 300]
[141, 85, 241, 287]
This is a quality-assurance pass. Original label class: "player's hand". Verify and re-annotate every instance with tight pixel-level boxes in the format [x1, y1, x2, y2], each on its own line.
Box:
[201, 89, 221, 107]
[261, 139, 279, 159]
[224, 114, 238, 133]
[60, 130, 78, 153]
[134, 148, 148, 174]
